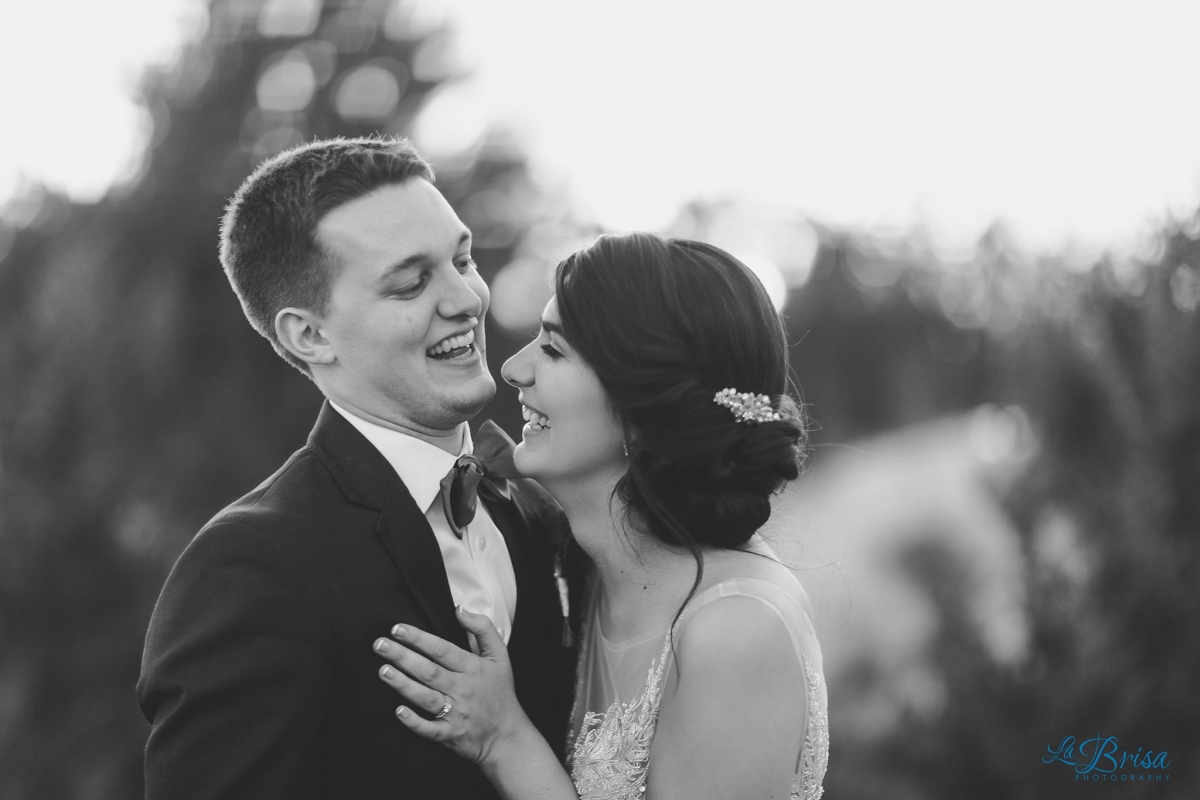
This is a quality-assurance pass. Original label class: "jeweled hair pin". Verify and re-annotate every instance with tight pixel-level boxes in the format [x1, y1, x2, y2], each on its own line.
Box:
[713, 388, 781, 424]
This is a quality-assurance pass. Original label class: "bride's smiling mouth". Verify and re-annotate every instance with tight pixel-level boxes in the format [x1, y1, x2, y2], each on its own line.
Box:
[521, 404, 551, 431]
[426, 329, 476, 361]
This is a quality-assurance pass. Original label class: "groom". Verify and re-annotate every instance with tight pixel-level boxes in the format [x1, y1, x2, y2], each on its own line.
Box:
[137, 137, 576, 799]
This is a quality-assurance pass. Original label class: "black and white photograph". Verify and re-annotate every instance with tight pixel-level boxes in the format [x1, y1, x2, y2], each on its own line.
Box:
[0, 1, 1197, 798]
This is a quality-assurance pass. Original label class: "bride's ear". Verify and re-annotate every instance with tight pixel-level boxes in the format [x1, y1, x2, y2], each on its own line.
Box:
[621, 423, 640, 458]
[276, 307, 335, 367]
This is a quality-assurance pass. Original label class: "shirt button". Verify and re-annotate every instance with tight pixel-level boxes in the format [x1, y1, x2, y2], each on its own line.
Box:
[476, 535, 487, 551]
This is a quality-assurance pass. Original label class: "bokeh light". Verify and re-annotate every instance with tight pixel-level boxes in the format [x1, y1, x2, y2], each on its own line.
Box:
[334, 59, 407, 120]
[257, 0, 320, 38]
[1170, 263, 1200, 312]
[256, 49, 316, 112]
[488, 257, 554, 334]
[736, 253, 788, 312]
[412, 80, 492, 160]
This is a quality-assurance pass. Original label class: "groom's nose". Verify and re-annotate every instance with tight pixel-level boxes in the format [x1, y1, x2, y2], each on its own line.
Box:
[437, 265, 487, 320]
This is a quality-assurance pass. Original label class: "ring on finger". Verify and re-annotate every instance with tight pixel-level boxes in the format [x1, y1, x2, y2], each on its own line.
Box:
[434, 693, 452, 720]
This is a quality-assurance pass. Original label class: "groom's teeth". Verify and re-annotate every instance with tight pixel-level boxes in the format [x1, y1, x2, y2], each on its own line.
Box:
[427, 330, 475, 357]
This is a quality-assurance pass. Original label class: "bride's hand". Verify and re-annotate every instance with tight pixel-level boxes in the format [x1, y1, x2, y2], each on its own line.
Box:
[373, 606, 531, 765]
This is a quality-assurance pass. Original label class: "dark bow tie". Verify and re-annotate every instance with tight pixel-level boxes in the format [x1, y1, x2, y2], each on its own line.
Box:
[439, 420, 518, 539]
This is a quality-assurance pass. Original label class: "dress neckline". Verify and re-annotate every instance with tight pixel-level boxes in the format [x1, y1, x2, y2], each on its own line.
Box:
[598, 623, 668, 651]
[595, 593, 671, 650]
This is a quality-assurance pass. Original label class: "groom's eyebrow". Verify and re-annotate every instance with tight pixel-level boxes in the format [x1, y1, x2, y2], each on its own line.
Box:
[377, 229, 473, 282]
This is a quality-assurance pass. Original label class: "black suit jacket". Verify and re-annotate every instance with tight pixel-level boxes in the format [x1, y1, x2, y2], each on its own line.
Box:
[138, 402, 577, 799]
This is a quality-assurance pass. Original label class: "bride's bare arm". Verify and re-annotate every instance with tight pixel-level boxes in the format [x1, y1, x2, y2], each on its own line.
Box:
[373, 607, 578, 800]
[477, 723, 579, 800]
[648, 596, 809, 800]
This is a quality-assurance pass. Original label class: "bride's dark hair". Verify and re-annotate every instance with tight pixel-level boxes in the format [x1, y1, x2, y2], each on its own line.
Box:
[554, 232, 806, 595]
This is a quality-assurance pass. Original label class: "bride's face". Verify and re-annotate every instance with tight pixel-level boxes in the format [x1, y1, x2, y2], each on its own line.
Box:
[501, 298, 626, 485]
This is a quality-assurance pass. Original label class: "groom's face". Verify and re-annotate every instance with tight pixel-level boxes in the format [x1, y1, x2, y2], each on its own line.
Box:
[312, 179, 496, 432]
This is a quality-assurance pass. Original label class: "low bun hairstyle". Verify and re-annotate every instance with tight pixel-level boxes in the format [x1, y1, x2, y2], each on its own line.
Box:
[554, 232, 806, 559]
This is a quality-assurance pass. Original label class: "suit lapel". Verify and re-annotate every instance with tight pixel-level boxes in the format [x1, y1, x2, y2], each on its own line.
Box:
[375, 486, 470, 651]
[481, 493, 529, 662]
[307, 400, 468, 649]
[486, 493, 535, 606]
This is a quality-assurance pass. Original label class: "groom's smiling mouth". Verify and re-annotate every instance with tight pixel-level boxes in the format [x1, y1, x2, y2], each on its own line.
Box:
[427, 329, 476, 361]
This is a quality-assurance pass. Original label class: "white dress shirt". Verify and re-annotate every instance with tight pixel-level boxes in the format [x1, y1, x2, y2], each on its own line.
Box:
[329, 402, 517, 648]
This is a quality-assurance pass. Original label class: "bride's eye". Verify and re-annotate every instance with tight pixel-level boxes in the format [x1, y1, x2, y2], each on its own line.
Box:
[540, 344, 563, 360]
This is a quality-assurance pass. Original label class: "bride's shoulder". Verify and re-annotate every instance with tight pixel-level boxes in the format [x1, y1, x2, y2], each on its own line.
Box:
[675, 590, 792, 659]
[666, 589, 810, 715]
[675, 554, 822, 671]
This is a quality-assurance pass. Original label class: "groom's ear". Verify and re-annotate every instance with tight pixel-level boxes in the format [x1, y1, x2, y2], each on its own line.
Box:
[276, 307, 335, 367]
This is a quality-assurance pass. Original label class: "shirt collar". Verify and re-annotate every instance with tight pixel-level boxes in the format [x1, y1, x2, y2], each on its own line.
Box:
[328, 401, 473, 513]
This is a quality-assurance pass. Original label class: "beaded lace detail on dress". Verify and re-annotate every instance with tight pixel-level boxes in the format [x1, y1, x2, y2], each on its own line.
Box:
[567, 577, 829, 799]
[567, 635, 672, 798]
[793, 662, 829, 799]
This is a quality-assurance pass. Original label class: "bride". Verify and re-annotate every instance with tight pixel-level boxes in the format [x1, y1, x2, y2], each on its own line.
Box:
[372, 232, 828, 799]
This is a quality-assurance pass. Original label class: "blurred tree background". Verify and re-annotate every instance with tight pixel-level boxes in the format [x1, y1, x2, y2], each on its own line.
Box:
[778, 223, 1200, 799]
[0, 0, 554, 795]
[0, 0, 1197, 798]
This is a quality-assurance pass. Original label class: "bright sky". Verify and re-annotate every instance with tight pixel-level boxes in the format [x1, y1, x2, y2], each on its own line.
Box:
[3, 0, 1200, 256]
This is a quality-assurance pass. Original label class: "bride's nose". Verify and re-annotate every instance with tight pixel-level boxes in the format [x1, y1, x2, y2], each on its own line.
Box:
[501, 344, 533, 388]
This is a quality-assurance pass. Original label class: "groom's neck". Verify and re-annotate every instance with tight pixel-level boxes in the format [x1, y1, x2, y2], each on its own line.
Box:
[328, 396, 467, 455]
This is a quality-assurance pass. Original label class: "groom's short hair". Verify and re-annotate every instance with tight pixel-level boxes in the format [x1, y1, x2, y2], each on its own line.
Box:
[219, 136, 435, 374]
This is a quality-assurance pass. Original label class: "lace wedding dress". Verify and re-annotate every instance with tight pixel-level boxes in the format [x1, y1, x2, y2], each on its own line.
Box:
[566, 552, 829, 799]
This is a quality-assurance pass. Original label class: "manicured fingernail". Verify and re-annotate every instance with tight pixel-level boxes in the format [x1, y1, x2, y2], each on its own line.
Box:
[379, 665, 392, 679]
[391, 625, 407, 638]
[457, 606, 469, 615]
[397, 706, 410, 718]
[374, 638, 390, 653]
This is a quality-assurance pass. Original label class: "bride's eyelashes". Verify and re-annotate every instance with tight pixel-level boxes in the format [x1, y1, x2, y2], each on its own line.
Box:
[540, 343, 564, 360]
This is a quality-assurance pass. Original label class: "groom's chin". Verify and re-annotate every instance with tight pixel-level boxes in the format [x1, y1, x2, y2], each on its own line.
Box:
[449, 374, 497, 421]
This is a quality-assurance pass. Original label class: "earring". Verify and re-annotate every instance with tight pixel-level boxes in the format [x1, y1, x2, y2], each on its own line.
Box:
[623, 440, 629, 458]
